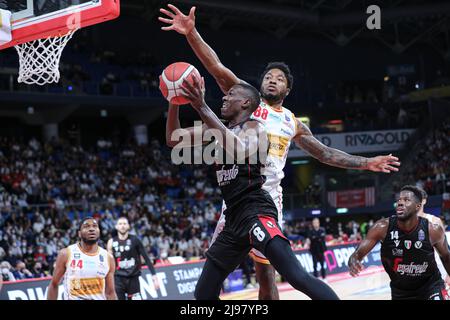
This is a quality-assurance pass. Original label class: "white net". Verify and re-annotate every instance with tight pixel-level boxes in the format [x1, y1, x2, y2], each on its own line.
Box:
[14, 30, 77, 86]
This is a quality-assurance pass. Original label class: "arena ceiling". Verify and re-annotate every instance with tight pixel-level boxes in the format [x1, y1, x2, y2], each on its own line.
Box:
[123, 0, 450, 57]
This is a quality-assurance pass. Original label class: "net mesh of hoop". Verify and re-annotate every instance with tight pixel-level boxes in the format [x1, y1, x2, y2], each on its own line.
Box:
[14, 30, 77, 86]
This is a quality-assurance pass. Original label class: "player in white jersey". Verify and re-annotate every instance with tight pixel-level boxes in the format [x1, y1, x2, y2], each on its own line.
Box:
[47, 217, 117, 300]
[160, 4, 401, 299]
[417, 189, 450, 287]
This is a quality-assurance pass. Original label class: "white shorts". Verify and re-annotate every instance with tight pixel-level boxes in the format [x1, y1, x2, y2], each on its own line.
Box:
[210, 189, 284, 265]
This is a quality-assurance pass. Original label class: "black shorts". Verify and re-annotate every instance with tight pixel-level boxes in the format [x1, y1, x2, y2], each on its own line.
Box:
[206, 212, 288, 274]
[392, 280, 449, 300]
[114, 275, 141, 300]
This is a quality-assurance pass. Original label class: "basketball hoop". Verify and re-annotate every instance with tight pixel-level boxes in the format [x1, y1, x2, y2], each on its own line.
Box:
[1, 0, 120, 86]
[14, 29, 77, 86]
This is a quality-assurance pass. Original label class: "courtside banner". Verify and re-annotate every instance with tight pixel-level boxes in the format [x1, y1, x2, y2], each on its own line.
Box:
[0, 261, 205, 300]
[288, 129, 415, 157]
[293, 242, 381, 275]
[0, 242, 381, 300]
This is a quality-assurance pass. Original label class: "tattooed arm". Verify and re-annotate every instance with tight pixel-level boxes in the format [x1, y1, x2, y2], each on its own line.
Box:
[293, 119, 401, 172]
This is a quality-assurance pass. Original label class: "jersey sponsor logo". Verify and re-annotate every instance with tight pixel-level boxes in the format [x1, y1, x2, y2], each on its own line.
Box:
[284, 114, 291, 122]
[414, 241, 422, 249]
[280, 128, 294, 136]
[99, 255, 104, 263]
[118, 258, 136, 269]
[269, 113, 282, 121]
[267, 134, 290, 158]
[69, 277, 104, 297]
[418, 230, 425, 241]
[97, 270, 107, 277]
[392, 248, 403, 257]
[216, 165, 239, 186]
[404, 240, 412, 250]
[394, 240, 400, 247]
[74, 253, 81, 259]
[283, 121, 295, 131]
[266, 221, 275, 229]
[393, 259, 429, 276]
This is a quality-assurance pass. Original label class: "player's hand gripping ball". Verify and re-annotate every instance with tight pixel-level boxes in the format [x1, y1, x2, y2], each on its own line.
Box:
[159, 62, 202, 105]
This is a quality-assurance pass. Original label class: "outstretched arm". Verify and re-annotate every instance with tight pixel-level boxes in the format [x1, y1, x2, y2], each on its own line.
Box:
[348, 218, 388, 277]
[159, 4, 242, 94]
[293, 119, 401, 172]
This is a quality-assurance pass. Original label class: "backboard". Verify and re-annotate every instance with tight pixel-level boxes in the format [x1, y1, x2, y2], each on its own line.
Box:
[0, 0, 120, 50]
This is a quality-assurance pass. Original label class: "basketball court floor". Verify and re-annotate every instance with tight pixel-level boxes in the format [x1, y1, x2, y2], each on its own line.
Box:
[221, 266, 391, 300]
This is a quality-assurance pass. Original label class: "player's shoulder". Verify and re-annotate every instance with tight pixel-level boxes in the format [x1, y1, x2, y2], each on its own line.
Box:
[65, 243, 78, 252]
[428, 219, 445, 234]
[421, 213, 443, 227]
[372, 217, 390, 231]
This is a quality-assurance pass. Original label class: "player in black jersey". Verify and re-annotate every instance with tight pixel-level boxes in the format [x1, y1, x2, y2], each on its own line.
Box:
[166, 74, 339, 300]
[107, 217, 160, 300]
[348, 185, 450, 300]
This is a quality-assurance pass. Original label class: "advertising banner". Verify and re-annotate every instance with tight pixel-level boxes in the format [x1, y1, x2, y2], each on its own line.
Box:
[288, 129, 415, 158]
[327, 187, 376, 208]
[0, 242, 384, 300]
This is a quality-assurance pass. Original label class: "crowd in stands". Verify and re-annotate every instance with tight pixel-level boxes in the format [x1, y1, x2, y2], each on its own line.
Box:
[0, 135, 223, 281]
[393, 118, 450, 197]
[1, 113, 449, 282]
[284, 217, 375, 250]
[0, 134, 390, 283]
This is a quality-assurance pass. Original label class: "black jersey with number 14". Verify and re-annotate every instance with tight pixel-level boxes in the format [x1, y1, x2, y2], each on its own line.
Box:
[380, 216, 443, 293]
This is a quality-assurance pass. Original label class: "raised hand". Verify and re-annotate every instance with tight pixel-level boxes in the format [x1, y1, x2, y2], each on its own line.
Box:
[366, 154, 401, 173]
[159, 4, 196, 35]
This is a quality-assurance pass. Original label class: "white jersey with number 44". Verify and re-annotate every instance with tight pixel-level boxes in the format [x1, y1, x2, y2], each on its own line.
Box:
[63, 243, 110, 300]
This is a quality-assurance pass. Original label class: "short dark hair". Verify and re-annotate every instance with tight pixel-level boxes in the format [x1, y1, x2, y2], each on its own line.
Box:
[78, 217, 97, 231]
[235, 83, 261, 112]
[400, 185, 423, 203]
[259, 62, 293, 91]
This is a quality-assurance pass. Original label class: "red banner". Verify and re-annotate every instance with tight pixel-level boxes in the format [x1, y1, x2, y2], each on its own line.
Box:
[327, 187, 375, 208]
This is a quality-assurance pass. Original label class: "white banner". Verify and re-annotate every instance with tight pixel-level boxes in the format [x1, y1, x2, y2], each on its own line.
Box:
[289, 129, 415, 157]
[0, 9, 12, 46]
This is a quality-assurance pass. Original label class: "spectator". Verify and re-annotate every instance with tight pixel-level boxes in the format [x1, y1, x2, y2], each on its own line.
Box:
[1, 261, 16, 282]
[12, 261, 33, 280]
[31, 262, 46, 278]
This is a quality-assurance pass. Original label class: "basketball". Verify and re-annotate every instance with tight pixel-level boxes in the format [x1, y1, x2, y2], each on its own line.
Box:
[159, 62, 201, 105]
